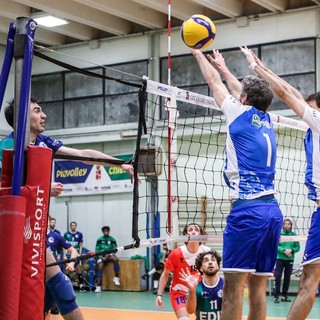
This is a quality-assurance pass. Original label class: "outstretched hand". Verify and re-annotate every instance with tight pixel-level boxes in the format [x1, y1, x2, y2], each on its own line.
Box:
[121, 164, 141, 184]
[50, 182, 64, 197]
[240, 46, 255, 65]
[207, 49, 227, 73]
[190, 47, 203, 57]
[179, 268, 200, 291]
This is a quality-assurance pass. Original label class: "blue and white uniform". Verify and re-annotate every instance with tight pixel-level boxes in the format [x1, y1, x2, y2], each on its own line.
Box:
[4, 132, 63, 152]
[222, 95, 276, 200]
[221, 95, 283, 274]
[302, 104, 320, 265]
[46, 230, 72, 259]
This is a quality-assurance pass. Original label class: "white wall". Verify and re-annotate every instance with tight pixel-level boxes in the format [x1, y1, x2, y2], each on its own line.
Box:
[1, 8, 319, 257]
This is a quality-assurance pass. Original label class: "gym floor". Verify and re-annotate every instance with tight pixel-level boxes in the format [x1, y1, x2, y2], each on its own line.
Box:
[49, 290, 320, 320]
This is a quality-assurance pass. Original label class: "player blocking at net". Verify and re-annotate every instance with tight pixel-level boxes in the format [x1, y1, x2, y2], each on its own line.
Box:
[241, 46, 320, 320]
[191, 48, 283, 320]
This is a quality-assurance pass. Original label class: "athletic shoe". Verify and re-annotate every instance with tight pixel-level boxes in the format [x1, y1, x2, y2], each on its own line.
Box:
[94, 285, 102, 293]
[281, 296, 291, 302]
[113, 277, 120, 286]
[274, 297, 280, 303]
[79, 284, 86, 292]
[50, 306, 60, 314]
[141, 274, 150, 280]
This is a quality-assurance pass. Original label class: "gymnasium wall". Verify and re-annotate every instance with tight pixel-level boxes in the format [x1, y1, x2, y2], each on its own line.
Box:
[0, 8, 319, 258]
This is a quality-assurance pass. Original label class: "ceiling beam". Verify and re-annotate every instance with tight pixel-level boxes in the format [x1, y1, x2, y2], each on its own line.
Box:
[192, 0, 243, 18]
[74, 0, 167, 29]
[250, 0, 286, 12]
[131, 0, 206, 21]
[11, 0, 132, 35]
[0, 0, 92, 43]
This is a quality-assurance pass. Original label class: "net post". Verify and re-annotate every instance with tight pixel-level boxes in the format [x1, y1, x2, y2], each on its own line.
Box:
[12, 17, 37, 196]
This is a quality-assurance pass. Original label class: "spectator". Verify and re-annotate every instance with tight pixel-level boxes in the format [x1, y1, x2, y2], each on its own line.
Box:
[274, 218, 300, 303]
[49, 217, 61, 234]
[64, 221, 85, 292]
[142, 243, 171, 294]
[95, 226, 120, 292]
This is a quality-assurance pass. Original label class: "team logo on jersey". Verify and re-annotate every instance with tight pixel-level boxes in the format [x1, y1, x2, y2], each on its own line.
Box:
[47, 236, 54, 243]
[217, 289, 223, 298]
[252, 114, 261, 127]
[38, 142, 49, 148]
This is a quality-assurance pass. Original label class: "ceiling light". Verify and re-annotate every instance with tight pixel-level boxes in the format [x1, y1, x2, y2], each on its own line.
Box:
[33, 13, 69, 28]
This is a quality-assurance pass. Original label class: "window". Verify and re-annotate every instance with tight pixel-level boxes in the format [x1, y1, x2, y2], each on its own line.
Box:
[160, 38, 316, 115]
[31, 60, 148, 130]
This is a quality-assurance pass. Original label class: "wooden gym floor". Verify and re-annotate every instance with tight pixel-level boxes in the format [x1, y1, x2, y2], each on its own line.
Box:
[49, 290, 320, 320]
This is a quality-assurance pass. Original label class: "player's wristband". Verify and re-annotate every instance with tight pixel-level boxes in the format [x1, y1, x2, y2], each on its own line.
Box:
[249, 62, 258, 70]
[157, 294, 162, 297]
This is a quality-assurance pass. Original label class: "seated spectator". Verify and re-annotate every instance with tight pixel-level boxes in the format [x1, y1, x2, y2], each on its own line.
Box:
[94, 226, 120, 292]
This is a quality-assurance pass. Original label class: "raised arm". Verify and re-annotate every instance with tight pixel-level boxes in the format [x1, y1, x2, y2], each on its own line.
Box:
[250, 50, 305, 103]
[56, 146, 135, 183]
[207, 49, 242, 99]
[191, 49, 229, 108]
[241, 46, 306, 119]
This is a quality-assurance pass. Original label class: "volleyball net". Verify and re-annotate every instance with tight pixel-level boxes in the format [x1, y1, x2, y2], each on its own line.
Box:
[134, 78, 313, 247]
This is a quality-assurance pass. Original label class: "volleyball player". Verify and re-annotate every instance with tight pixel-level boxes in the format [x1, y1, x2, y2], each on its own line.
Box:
[179, 250, 223, 320]
[241, 46, 320, 320]
[3, 98, 135, 179]
[1, 98, 136, 319]
[191, 48, 283, 320]
[46, 215, 80, 317]
[64, 222, 85, 292]
[155, 223, 211, 320]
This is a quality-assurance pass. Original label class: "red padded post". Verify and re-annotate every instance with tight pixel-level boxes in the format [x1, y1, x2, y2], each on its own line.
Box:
[0, 195, 26, 320]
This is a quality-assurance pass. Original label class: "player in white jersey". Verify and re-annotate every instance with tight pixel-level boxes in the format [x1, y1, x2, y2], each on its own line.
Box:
[241, 45, 320, 320]
[191, 48, 283, 320]
[155, 223, 211, 320]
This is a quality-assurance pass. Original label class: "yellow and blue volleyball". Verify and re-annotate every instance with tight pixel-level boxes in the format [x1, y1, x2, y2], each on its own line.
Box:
[180, 14, 216, 50]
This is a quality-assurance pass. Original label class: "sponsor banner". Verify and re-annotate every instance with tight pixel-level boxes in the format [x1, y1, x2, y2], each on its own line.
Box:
[53, 154, 133, 196]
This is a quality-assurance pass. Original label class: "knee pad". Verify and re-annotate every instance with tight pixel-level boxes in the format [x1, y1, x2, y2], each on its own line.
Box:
[46, 272, 78, 315]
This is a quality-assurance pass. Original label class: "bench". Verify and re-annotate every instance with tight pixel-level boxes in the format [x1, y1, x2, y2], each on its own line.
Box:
[102, 258, 147, 291]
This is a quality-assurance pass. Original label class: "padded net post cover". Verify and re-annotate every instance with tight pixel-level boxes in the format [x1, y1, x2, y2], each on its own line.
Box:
[0, 147, 52, 320]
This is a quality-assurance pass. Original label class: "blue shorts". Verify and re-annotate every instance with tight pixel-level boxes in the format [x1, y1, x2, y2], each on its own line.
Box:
[302, 207, 320, 265]
[222, 198, 283, 275]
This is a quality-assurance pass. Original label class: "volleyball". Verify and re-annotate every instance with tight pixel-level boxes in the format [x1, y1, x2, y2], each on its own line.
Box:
[180, 14, 216, 50]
